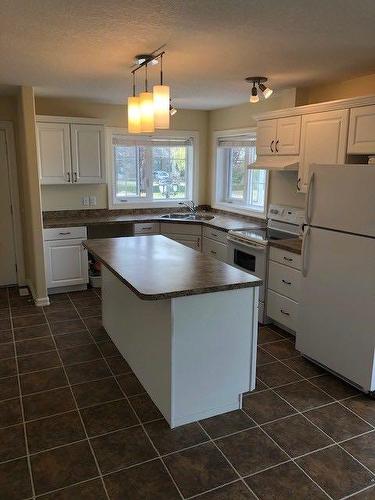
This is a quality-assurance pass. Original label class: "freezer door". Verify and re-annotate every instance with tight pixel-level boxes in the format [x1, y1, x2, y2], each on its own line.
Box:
[297, 226, 375, 391]
[306, 165, 375, 237]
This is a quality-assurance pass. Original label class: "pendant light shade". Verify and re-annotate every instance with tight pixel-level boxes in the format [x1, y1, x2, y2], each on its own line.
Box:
[153, 84, 170, 129]
[127, 96, 141, 133]
[139, 91, 155, 133]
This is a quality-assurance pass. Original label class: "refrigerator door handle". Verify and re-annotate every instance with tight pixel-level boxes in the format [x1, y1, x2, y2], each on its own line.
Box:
[302, 226, 311, 277]
[305, 172, 315, 225]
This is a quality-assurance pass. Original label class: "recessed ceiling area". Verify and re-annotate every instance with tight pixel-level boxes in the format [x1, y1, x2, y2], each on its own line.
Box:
[1, 0, 375, 109]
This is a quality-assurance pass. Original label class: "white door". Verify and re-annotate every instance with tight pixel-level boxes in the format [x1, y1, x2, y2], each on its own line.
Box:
[276, 116, 301, 155]
[297, 226, 375, 391]
[44, 239, 88, 289]
[0, 131, 17, 285]
[37, 122, 71, 184]
[347, 105, 375, 154]
[298, 109, 349, 193]
[256, 120, 277, 155]
[70, 124, 105, 184]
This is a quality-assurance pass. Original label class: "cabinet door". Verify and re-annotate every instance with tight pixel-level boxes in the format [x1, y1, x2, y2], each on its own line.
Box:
[44, 239, 88, 289]
[298, 109, 349, 193]
[37, 123, 71, 184]
[256, 120, 277, 155]
[276, 116, 301, 155]
[347, 105, 375, 154]
[70, 124, 105, 184]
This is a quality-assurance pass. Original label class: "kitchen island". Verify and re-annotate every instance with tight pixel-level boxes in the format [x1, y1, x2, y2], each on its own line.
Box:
[83, 235, 262, 428]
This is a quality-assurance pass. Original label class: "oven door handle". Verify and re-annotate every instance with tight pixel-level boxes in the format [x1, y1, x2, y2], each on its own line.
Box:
[227, 235, 267, 251]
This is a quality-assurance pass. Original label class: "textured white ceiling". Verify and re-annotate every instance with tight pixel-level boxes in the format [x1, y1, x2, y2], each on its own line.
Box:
[1, 0, 375, 109]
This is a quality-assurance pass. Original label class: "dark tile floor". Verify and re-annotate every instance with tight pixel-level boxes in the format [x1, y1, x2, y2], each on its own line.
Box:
[0, 286, 374, 499]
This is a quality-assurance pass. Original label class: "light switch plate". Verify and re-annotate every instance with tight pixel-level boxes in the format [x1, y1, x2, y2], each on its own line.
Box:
[89, 196, 97, 206]
[82, 196, 90, 206]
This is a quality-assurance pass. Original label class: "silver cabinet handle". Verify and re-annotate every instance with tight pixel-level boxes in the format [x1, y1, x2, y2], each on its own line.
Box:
[73, 172, 78, 183]
[280, 309, 290, 316]
[211, 232, 218, 238]
[297, 177, 301, 191]
[210, 250, 217, 255]
[58, 232, 71, 235]
[66, 172, 71, 183]
[283, 256, 293, 262]
[281, 279, 291, 285]
[275, 139, 279, 153]
[270, 140, 274, 153]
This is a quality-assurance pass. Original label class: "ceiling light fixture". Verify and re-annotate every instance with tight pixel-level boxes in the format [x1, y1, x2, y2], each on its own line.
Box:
[246, 77, 273, 103]
[169, 102, 177, 116]
[128, 50, 170, 133]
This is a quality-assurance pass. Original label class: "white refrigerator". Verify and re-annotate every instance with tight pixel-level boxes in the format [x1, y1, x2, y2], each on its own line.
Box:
[297, 165, 375, 393]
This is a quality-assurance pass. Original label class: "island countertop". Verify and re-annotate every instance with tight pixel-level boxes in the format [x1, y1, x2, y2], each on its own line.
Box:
[83, 235, 262, 300]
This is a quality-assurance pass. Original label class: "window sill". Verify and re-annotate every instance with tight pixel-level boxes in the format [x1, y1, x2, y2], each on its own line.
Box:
[109, 200, 192, 210]
[211, 202, 266, 219]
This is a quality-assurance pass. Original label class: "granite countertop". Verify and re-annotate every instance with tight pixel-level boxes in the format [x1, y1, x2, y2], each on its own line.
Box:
[43, 210, 265, 232]
[83, 235, 262, 300]
[269, 238, 302, 255]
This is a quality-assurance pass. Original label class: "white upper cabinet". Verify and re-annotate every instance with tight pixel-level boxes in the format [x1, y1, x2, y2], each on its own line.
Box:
[37, 118, 106, 185]
[256, 116, 301, 156]
[298, 109, 349, 193]
[70, 124, 105, 183]
[256, 120, 277, 155]
[37, 123, 71, 184]
[347, 105, 375, 154]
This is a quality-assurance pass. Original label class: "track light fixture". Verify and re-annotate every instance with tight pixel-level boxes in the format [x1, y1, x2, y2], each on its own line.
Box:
[245, 77, 273, 103]
[169, 102, 177, 116]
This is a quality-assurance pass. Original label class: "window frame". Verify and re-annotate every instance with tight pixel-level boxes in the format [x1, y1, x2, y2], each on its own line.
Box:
[211, 128, 269, 219]
[106, 128, 199, 209]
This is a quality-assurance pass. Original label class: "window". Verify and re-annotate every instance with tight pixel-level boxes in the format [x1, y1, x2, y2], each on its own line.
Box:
[109, 132, 195, 207]
[214, 131, 268, 217]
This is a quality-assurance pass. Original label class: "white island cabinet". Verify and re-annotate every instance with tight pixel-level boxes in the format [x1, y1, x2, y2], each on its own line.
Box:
[84, 235, 261, 428]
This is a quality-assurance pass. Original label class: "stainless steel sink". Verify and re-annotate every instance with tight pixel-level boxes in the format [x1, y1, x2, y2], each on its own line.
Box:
[161, 213, 215, 221]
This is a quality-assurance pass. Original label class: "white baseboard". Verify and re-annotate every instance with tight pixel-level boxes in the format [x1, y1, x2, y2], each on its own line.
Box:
[26, 279, 50, 307]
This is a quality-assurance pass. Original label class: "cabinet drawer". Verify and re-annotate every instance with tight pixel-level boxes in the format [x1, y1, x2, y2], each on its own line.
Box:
[43, 226, 87, 241]
[160, 222, 201, 236]
[134, 222, 160, 234]
[267, 290, 298, 331]
[202, 237, 228, 262]
[165, 233, 201, 251]
[269, 246, 302, 270]
[268, 261, 301, 302]
[202, 226, 228, 244]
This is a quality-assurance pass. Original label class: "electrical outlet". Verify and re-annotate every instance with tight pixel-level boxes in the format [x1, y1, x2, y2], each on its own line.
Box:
[89, 196, 97, 206]
[82, 196, 90, 207]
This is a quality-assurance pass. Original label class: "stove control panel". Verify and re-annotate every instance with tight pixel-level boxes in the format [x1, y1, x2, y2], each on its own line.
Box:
[267, 204, 304, 226]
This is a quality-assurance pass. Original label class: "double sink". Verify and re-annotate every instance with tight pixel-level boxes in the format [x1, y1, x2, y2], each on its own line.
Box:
[161, 213, 215, 221]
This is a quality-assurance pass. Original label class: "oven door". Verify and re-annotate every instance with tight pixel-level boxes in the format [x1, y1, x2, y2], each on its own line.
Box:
[227, 238, 266, 304]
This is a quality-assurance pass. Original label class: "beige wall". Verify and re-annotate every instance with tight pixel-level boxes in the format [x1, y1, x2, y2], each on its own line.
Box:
[296, 73, 375, 106]
[0, 96, 18, 122]
[16, 87, 47, 301]
[35, 97, 209, 209]
[208, 88, 305, 210]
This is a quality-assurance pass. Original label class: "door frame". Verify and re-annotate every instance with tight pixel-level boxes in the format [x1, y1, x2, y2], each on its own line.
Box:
[0, 121, 25, 286]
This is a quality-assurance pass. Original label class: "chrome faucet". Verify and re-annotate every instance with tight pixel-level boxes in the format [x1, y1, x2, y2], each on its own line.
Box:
[179, 201, 198, 213]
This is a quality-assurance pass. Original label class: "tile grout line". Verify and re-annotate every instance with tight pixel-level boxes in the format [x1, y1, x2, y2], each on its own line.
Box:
[195, 420, 261, 499]
[7, 288, 37, 500]
[68, 291, 186, 500]
[40, 295, 112, 500]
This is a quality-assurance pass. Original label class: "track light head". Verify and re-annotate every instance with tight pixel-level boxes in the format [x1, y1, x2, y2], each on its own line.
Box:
[249, 84, 259, 103]
[259, 82, 273, 99]
[169, 103, 177, 116]
[245, 76, 272, 103]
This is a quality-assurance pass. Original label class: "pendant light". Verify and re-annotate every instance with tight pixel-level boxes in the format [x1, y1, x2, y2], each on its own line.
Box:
[127, 72, 141, 133]
[153, 53, 170, 129]
[140, 63, 155, 133]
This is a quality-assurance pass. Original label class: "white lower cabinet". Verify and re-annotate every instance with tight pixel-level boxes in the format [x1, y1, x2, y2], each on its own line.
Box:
[43, 227, 88, 291]
[160, 223, 202, 251]
[267, 247, 301, 331]
[202, 237, 227, 262]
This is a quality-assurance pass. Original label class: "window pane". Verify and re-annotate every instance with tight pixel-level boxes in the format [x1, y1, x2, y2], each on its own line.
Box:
[152, 146, 188, 200]
[113, 145, 146, 199]
[228, 147, 247, 200]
